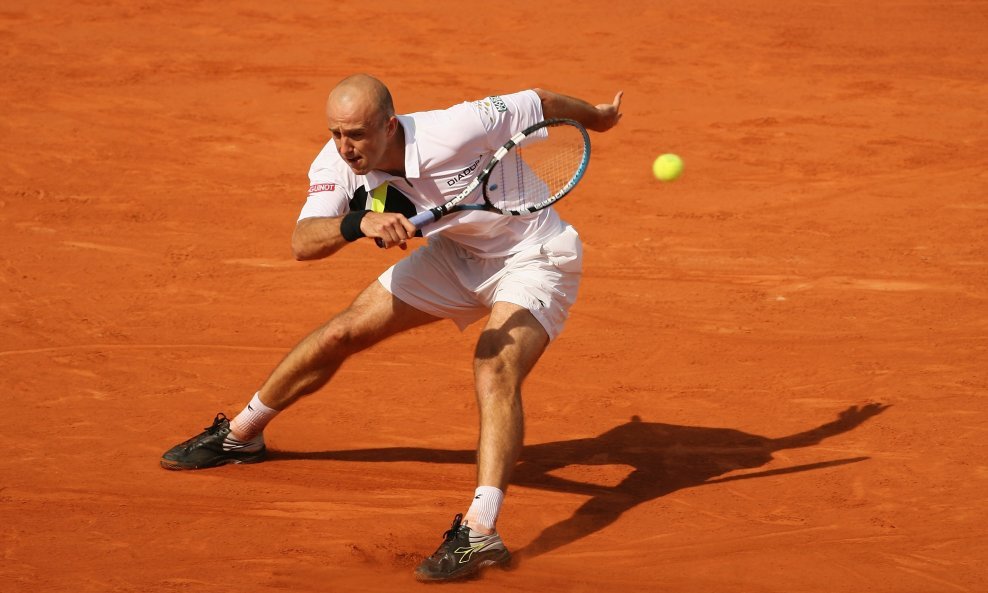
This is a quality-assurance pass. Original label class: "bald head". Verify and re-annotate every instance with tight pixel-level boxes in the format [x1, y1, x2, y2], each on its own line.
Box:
[325, 74, 403, 176]
[327, 74, 395, 124]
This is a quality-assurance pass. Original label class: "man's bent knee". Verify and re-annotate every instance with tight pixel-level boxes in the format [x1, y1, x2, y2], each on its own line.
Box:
[315, 308, 379, 355]
[316, 320, 357, 354]
[474, 353, 513, 383]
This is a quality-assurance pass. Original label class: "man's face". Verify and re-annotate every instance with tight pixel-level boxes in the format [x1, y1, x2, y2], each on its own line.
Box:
[326, 99, 395, 175]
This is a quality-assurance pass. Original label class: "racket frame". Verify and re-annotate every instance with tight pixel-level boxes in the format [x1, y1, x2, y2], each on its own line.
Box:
[408, 117, 590, 227]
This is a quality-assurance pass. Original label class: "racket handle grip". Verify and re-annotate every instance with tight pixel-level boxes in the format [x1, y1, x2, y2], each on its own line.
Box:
[374, 209, 439, 249]
[408, 209, 438, 228]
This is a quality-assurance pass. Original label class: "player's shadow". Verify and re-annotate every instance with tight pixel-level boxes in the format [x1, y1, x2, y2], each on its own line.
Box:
[271, 403, 888, 560]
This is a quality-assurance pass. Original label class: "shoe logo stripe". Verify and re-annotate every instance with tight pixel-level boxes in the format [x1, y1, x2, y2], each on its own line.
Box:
[454, 543, 485, 564]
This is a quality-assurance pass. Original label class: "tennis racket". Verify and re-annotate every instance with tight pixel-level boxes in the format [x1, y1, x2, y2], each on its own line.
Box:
[375, 118, 590, 246]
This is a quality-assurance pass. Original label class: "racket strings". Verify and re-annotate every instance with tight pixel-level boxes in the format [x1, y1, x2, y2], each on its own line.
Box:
[493, 125, 587, 213]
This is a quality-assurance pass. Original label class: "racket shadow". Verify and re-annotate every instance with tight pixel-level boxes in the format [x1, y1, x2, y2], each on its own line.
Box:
[269, 403, 888, 561]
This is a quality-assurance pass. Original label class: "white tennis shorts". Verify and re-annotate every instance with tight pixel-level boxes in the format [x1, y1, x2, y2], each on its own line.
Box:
[378, 225, 582, 341]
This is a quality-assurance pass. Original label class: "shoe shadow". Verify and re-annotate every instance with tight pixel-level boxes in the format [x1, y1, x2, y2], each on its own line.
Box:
[270, 403, 888, 560]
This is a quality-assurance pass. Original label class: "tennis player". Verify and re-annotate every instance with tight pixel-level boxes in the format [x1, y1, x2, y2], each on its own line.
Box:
[161, 74, 622, 581]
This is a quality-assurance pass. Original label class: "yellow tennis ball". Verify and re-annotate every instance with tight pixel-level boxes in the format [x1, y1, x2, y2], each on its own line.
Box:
[652, 153, 684, 182]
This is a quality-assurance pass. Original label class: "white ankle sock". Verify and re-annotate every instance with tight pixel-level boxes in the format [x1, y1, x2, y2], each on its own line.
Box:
[229, 392, 279, 441]
[464, 486, 504, 532]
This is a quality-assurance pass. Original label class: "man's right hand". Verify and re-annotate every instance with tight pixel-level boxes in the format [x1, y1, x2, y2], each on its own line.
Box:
[362, 211, 416, 250]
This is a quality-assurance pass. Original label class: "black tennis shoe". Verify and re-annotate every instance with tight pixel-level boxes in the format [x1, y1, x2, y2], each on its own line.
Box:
[414, 513, 511, 582]
[160, 413, 266, 470]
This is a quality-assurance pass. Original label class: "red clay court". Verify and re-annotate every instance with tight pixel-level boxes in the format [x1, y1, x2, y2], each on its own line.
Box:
[1, 1, 985, 591]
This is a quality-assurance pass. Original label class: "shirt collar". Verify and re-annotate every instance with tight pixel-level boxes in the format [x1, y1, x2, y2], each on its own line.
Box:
[362, 115, 420, 191]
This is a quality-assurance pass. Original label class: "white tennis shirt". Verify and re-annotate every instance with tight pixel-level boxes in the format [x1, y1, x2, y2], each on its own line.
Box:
[298, 90, 566, 258]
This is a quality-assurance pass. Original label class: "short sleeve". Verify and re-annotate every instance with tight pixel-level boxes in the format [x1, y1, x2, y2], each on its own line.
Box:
[297, 142, 355, 221]
[470, 90, 544, 151]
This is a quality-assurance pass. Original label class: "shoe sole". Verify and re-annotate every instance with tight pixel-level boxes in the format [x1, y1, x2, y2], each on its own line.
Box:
[414, 550, 511, 582]
[159, 450, 267, 471]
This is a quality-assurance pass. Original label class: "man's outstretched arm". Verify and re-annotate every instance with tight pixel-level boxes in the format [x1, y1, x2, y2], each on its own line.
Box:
[535, 89, 623, 132]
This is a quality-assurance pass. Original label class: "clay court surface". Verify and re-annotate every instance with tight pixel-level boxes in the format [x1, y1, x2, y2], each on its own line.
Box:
[2, 1, 987, 591]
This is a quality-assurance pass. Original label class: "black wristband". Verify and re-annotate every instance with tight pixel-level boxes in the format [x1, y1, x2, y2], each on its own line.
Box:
[340, 210, 369, 242]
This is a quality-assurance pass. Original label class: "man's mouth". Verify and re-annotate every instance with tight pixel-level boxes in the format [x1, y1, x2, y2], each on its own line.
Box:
[347, 155, 369, 171]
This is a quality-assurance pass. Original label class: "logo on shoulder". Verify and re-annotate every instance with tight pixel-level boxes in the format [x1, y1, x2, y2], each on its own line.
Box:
[475, 99, 496, 124]
[489, 95, 508, 113]
[308, 183, 336, 194]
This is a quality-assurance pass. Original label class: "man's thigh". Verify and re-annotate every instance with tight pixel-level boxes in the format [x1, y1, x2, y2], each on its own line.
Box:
[333, 280, 442, 346]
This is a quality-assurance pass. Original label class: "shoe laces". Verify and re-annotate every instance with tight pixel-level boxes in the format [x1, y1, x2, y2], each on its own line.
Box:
[173, 413, 229, 451]
[444, 513, 464, 541]
[204, 413, 229, 434]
